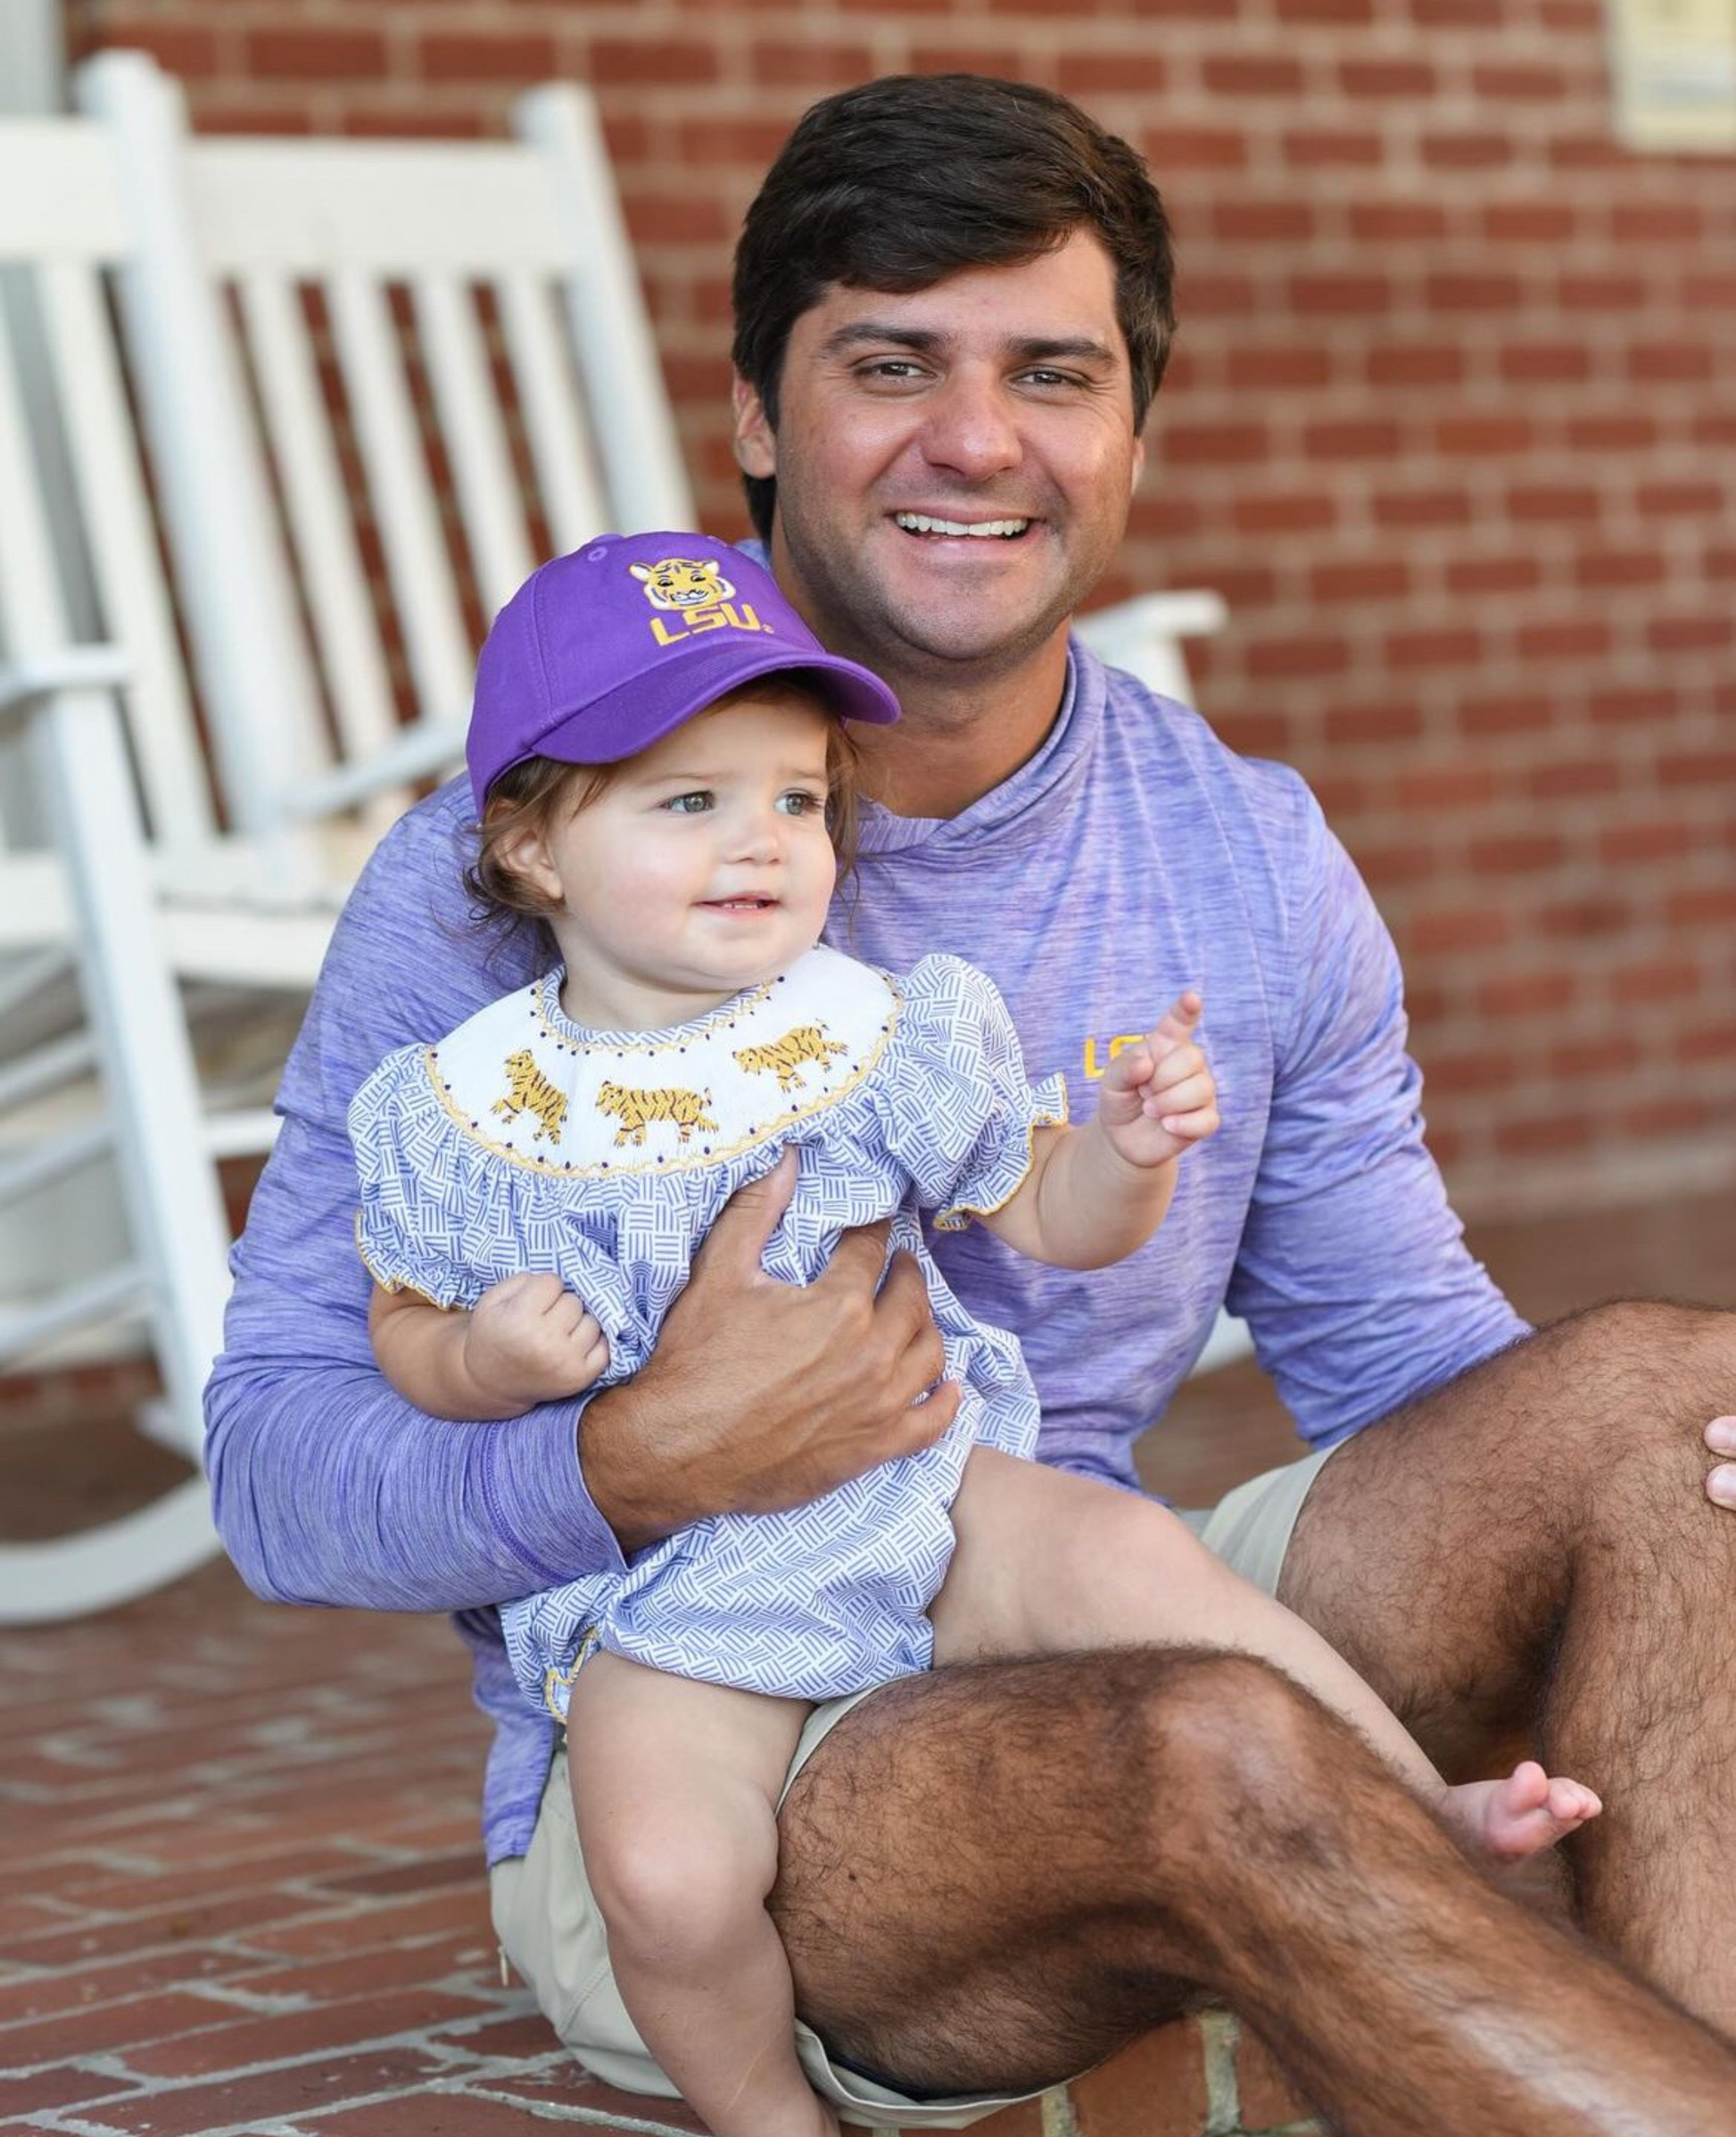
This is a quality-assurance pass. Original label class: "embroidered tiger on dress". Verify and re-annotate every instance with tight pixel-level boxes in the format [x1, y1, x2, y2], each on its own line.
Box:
[595, 1080, 720, 1148]
[492, 1049, 567, 1145]
[733, 1023, 849, 1095]
[630, 558, 734, 614]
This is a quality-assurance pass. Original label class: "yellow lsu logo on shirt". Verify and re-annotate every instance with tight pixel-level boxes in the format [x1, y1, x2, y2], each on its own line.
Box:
[631, 557, 773, 646]
[1082, 1031, 1150, 1081]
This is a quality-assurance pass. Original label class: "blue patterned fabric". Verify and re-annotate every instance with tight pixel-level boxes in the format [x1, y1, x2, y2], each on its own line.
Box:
[350, 947, 1066, 1709]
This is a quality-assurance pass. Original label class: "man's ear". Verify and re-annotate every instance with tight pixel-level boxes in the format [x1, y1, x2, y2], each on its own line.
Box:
[1129, 435, 1146, 494]
[494, 820, 565, 910]
[732, 373, 776, 478]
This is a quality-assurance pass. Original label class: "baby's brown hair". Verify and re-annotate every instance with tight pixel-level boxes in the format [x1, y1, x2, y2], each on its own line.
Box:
[466, 682, 864, 922]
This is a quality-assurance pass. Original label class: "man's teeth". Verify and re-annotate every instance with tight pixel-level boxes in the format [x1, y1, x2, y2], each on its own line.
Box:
[895, 513, 1029, 538]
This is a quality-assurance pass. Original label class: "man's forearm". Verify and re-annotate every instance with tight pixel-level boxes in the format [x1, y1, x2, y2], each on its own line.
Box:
[204, 1355, 624, 1611]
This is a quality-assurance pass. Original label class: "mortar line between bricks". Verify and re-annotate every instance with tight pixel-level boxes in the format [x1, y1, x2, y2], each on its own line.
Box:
[414, 2040, 549, 2075]
[1, 2058, 520, 2137]
[459, 2077, 721, 2134]
[179, 1983, 315, 2016]
[5, 1884, 389, 1942]
[56, 2070, 704, 2137]
[12, 2116, 144, 2137]
[4, 1903, 489, 1979]
[1040, 2087, 1081, 2137]
[11, 2004, 514, 2092]
[0, 1935, 321, 2010]
[1199, 2009, 1243, 2136]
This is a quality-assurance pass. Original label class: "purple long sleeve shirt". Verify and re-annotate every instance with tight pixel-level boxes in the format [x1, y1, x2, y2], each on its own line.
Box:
[205, 644, 1527, 1863]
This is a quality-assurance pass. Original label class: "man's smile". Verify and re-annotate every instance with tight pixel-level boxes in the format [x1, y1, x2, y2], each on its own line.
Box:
[892, 512, 1033, 539]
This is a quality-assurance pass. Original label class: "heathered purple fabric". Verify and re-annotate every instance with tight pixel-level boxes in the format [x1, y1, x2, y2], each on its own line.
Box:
[205, 641, 1528, 1866]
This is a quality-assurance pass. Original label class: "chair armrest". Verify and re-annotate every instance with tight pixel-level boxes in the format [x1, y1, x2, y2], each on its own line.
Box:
[280, 715, 468, 820]
[0, 647, 132, 723]
[1074, 590, 1228, 707]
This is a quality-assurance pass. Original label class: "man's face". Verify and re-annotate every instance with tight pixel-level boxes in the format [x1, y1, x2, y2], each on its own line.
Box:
[733, 230, 1145, 687]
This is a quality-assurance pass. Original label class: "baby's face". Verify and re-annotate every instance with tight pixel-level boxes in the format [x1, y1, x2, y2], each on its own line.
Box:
[530, 688, 839, 1031]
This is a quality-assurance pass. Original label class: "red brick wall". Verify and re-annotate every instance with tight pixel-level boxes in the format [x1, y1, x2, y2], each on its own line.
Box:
[65, 0, 1736, 1218]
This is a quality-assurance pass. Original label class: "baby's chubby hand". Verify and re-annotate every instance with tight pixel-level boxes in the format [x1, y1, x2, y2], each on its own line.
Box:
[1095, 990, 1220, 1169]
[462, 1271, 609, 1406]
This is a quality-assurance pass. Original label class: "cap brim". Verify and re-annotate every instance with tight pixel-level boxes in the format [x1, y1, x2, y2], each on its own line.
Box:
[526, 641, 900, 768]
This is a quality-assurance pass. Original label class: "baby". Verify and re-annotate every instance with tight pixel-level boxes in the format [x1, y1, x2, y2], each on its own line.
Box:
[350, 534, 1599, 2137]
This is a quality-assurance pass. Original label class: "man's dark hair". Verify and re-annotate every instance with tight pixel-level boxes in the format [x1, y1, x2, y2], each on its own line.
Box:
[731, 74, 1178, 542]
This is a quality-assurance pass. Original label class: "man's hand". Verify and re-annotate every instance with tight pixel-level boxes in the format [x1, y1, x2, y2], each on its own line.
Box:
[463, 1272, 610, 1410]
[580, 1150, 960, 1553]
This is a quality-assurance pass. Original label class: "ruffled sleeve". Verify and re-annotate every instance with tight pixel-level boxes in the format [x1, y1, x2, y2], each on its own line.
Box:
[871, 955, 1068, 1231]
[348, 1041, 496, 1309]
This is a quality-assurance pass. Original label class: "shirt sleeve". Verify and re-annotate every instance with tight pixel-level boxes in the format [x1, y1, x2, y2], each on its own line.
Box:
[872, 955, 1069, 1231]
[1227, 782, 1530, 1445]
[203, 788, 627, 1611]
[350, 1042, 493, 1311]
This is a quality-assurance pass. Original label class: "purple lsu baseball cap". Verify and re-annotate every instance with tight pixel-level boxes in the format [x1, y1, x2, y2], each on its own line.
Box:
[467, 532, 900, 810]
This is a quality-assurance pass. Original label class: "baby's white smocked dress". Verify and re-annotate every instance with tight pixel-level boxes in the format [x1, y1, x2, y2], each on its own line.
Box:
[350, 944, 1066, 1715]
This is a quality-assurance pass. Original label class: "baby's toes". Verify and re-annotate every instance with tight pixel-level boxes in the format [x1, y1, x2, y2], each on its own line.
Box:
[1546, 1777, 1601, 1826]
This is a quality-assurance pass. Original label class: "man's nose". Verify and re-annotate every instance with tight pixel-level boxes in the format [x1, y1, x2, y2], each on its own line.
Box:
[919, 372, 1021, 481]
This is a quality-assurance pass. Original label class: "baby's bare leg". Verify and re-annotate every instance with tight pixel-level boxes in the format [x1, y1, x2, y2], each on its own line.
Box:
[934, 1449, 1597, 1861]
[567, 1654, 834, 2137]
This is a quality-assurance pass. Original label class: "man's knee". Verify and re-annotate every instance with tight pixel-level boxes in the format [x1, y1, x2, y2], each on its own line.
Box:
[1103, 1648, 1358, 1856]
[1093, 1646, 1420, 1977]
[1141, 1647, 1324, 1774]
[1514, 1298, 1733, 1477]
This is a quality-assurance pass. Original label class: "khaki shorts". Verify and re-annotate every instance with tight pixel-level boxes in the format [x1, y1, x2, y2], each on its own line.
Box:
[489, 1443, 1338, 2130]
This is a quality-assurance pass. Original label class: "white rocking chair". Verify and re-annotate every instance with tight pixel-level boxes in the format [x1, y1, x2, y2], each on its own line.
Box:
[0, 54, 690, 1620]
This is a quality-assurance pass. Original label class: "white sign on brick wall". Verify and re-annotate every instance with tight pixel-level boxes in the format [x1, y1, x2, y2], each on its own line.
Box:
[1608, 0, 1736, 150]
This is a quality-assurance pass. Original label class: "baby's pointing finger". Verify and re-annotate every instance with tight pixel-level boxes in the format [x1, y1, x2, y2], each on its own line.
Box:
[1150, 989, 1204, 1048]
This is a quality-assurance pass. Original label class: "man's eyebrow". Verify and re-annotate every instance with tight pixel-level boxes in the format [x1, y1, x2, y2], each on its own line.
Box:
[1012, 335, 1120, 367]
[818, 323, 945, 359]
[817, 323, 1120, 367]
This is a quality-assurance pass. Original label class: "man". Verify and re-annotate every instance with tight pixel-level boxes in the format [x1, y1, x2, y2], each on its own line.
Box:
[207, 74, 1736, 2134]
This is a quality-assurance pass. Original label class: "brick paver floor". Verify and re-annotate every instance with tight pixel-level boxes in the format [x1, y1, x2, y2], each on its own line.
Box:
[3, 1189, 1730, 2136]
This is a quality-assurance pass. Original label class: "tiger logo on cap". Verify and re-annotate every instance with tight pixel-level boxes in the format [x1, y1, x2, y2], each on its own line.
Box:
[631, 558, 736, 614]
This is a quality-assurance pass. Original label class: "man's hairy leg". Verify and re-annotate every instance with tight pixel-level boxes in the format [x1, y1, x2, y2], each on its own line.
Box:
[771, 1650, 1736, 2137]
[1277, 1299, 1736, 2031]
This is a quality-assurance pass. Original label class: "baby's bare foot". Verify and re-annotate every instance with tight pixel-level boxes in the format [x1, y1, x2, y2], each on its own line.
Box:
[1439, 1759, 1601, 1861]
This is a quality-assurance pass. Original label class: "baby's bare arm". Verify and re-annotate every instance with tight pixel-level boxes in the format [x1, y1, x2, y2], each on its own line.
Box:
[981, 991, 1217, 1271]
[983, 1121, 1178, 1271]
[368, 1275, 609, 1421]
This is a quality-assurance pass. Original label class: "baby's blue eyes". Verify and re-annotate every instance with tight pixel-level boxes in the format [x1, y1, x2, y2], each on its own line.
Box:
[659, 790, 824, 817]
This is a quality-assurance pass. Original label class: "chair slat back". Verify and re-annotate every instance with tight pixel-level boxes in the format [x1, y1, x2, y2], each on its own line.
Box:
[0, 119, 218, 870]
[78, 52, 693, 852]
[325, 265, 476, 725]
[496, 273, 611, 555]
[232, 269, 400, 832]
[39, 262, 214, 856]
